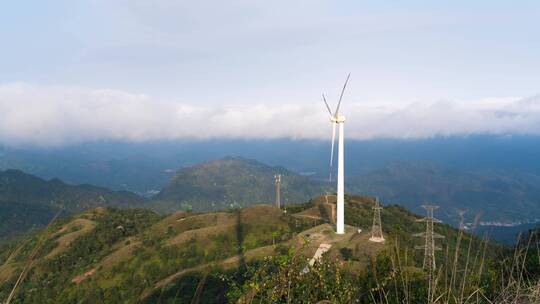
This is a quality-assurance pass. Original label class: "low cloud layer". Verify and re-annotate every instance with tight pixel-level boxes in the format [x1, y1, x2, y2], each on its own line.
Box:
[0, 83, 539, 147]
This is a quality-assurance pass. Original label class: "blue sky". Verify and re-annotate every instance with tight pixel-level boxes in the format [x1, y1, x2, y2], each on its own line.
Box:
[0, 1, 539, 145]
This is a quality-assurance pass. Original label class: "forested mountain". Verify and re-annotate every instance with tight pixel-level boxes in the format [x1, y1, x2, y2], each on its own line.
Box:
[154, 157, 326, 212]
[0, 195, 510, 303]
[0, 170, 147, 239]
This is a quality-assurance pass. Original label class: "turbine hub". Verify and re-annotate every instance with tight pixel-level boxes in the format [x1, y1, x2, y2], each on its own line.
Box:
[331, 115, 346, 123]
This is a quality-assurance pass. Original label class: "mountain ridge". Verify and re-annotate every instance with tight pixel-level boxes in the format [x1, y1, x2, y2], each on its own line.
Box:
[0, 169, 147, 239]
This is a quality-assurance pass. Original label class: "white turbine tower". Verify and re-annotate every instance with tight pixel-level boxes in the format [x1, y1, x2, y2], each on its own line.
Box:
[322, 74, 350, 235]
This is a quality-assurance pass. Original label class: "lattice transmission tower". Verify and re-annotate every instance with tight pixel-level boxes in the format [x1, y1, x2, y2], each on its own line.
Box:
[369, 197, 385, 243]
[415, 205, 444, 270]
[274, 174, 282, 208]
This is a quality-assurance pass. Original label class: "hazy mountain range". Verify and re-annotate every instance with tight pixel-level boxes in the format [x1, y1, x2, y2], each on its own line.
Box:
[4, 135, 540, 194]
[2, 135, 540, 241]
[351, 161, 540, 224]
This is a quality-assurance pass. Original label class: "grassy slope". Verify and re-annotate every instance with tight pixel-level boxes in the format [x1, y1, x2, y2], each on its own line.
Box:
[0, 195, 502, 303]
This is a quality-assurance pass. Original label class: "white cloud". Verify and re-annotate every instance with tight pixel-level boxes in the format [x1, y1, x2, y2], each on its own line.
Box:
[0, 82, 539, 147]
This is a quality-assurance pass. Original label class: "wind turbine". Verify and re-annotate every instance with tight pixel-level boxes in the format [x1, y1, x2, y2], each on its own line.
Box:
[322, 74, 350, 235]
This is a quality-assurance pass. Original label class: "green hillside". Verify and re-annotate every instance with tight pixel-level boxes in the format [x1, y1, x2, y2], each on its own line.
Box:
[0, 170, 147, 239]
[0, 195, 510, 303]
[154, 157, 326, 212]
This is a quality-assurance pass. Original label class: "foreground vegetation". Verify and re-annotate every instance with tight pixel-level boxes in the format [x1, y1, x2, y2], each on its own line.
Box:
[0, 195, 538, 303]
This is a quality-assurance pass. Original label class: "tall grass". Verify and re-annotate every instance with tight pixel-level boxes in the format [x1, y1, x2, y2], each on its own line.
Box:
[368, 224, 540, 304]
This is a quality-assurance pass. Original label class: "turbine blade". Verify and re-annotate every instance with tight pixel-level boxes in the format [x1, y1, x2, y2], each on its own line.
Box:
[334, 73, 350, 116]
[329, 122, 336, 182]
[322, 94, 332, 117]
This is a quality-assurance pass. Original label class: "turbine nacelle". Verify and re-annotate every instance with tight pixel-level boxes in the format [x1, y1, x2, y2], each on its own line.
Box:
[330, 115, 346, 123]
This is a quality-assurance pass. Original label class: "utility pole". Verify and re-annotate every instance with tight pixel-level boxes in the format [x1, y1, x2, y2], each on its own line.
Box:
[457, 209, 467, 231]
[274, 174, 282, 208]
[415, 205, 444, 270]
[369, 197, 385, 243]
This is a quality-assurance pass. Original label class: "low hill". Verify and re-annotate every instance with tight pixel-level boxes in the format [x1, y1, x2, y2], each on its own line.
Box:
[0, 195, 502, 303]
[154, 157, 326, 212]
[0, 169, 147, 239]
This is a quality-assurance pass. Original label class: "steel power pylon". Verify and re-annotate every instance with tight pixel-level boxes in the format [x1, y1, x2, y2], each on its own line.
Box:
[369, 197, 385, 243]
[274, 174, 282, 208]
[415, 205, 444, 270]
